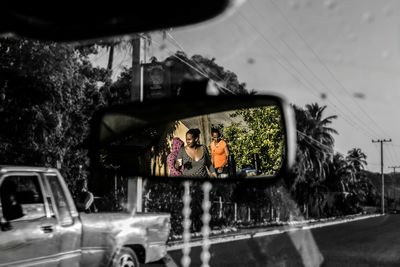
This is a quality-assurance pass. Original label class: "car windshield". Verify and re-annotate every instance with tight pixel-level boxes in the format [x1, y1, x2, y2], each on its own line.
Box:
[1, 1, 399, 266]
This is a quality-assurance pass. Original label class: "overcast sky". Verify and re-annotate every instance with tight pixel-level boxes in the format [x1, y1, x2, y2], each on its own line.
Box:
[94, 0, 400, 173]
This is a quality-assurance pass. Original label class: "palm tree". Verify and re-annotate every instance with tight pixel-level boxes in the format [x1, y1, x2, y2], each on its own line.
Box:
[345, 148, 370, 209]
[293, 103, 338, 183]
[346, 148, 367, 173]
[326, 153, 353, 193]
[96, 38, 123, 73]
[305, 103, 338, 148]
[291, 103, 338, 218]
[98, 34, 151, 75]
[321, 153, 357, 216]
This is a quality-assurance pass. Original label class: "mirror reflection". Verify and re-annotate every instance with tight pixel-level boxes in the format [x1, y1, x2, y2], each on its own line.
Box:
[99, 105, 284, 179]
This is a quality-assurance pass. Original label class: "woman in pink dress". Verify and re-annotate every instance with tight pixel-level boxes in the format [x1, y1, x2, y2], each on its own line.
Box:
[167, 137, 184, 176]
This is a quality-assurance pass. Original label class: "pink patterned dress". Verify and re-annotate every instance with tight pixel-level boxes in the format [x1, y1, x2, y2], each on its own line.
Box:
[167, 137, 184, 176]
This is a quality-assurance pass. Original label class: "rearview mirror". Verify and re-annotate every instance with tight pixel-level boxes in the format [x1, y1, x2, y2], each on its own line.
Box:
[2, 1, 238, 41]
[89, 95, 296, 180]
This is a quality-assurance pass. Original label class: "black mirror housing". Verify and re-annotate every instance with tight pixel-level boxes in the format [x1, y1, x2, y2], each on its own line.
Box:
[89, 94, 296, 181]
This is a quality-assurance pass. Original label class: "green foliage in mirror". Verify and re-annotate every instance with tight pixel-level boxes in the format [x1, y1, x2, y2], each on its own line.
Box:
[223, 106, 284, 176]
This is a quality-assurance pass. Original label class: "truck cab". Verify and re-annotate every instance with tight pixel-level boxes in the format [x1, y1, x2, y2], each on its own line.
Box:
[0, 166, 170, 267]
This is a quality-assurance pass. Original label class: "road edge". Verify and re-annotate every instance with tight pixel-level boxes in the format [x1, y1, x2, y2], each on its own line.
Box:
[167, 213, 383, 251]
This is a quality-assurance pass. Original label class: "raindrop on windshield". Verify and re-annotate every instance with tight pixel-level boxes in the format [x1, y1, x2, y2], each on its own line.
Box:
[353, 92, 366, 99]
[362, 12, 375, 23]
[381, 50, 391, 60]
[324, 0, 337, 10]
[289, 0, 300, 10]
[304, 0, 312, 7]
[247, 58, 255, 64]
[382, 6, 392, 17]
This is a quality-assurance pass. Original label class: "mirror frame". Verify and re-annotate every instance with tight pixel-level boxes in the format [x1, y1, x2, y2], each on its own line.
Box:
[1, 1, 235, 42]
[89, 94, 296, 181]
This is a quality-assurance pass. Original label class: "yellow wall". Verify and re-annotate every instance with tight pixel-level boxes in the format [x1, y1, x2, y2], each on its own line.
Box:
[153, 121, 189, 176]
[173, 121, 189, 146]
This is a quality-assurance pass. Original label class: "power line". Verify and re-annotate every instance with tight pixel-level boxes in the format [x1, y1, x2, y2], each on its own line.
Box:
[387, 145, 400, 166]
[297, 130, 368, 164]
[111, 48, 129, 80]
[388, 166, 400, 174]
[386, 146, 398, 166]
[244, 3, 400, 168]
[246, 1, 383, 139]
[267, 0, 389, 138]
[387, 144, 400, 167]
[167, 17, 383, 146]
[163, 31, 231, 88]
[381, 144, 394, 166]
[236, 11, 378, 140]
[381, 141, 397, 166]
[91, 48, 108, 65]
[140, 34, 237, 95]
[166, 31, 186, 52]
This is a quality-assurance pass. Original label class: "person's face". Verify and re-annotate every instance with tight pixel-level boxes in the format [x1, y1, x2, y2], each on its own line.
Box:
[186, 133, 198, 148]
[212, 132, 221, 143]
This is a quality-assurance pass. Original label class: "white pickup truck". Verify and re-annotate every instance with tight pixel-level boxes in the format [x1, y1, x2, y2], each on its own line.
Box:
[0, 166, 170, 267]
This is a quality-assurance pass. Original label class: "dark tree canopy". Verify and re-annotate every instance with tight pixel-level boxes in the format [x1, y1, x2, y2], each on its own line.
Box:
[0, 37, 109, 192]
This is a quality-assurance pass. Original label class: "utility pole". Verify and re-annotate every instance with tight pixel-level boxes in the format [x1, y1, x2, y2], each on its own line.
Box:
[127, 35, 143, 213]
[372, 139, 392, 214]
[388, 166, 400, 175]
[388, 165, 400, 209]
[130, 35, 141, 102]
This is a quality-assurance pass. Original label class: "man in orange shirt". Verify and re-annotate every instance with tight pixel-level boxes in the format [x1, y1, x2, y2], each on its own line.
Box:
[210, 128, 230, 177]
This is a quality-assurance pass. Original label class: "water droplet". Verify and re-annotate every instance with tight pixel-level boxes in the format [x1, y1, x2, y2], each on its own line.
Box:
[247, 58, 255, 64]
[382, 50, 391, 60]
[183, 232, 191, 240]
[324, 0, 337, 10]
[382, 6, 392, 17]
[202, 213, 211, 222]
[181, 256, 191, 267]
[200, 251, 211, 263]
[202, 201, 211, 210]
[304, 0, 312, 7]
[289, 0, 300, 10]
[362, 12, 375, 23]
[353, 92, 366, 99]
[202, 181, 212, 191]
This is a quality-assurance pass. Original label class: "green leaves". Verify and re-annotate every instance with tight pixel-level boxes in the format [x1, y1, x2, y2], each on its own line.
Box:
[224, 106, 284, 175]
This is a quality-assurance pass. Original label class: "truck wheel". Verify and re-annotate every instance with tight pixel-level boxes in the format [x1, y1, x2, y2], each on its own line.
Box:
[113, 247, 139, 267]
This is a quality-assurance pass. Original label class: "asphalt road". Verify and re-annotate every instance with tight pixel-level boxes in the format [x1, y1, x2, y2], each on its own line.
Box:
[144, 214, 400, 267]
